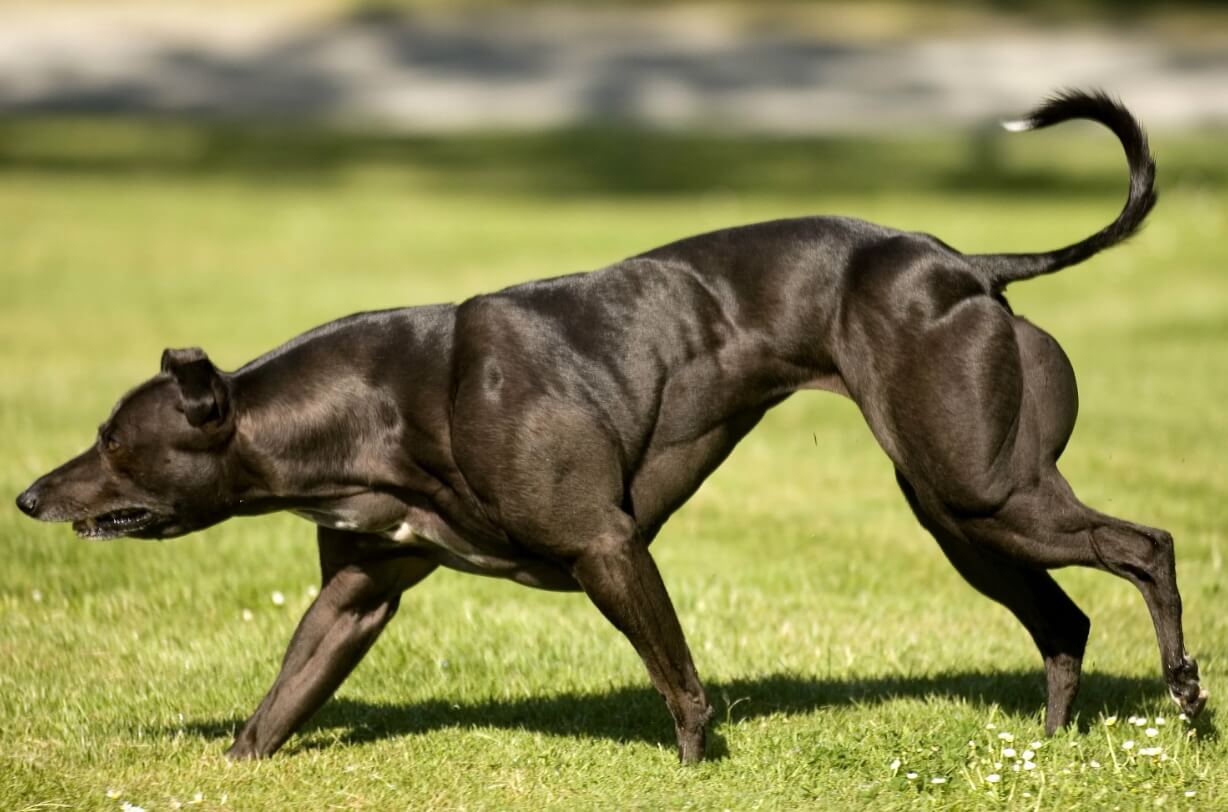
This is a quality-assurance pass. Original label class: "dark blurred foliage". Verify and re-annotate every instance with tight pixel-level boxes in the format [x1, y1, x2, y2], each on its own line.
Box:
[1, 117, 1222, 199]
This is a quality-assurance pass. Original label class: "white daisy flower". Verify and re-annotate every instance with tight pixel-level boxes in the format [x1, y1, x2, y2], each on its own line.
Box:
[241, 608, 254, 622]
[1002, 747, 1017, 759]
[1022, 749, 1035, 760]
[931, 777, 946, 785]
[998, 731, 1014, 742]
[905, 772, 918, 780]
[985, 773, 1001, 783]
[1145, 727, 1159, 737]
[271, 590, 286, 606]
[1023, 761, 1036, 771]
[1122, 739, 1135, 750]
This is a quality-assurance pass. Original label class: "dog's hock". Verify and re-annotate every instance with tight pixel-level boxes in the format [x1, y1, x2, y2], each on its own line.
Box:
[160, 346, 231, 428]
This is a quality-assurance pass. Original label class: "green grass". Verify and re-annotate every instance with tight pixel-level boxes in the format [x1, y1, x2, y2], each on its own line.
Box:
[1, 121, 1226, 810]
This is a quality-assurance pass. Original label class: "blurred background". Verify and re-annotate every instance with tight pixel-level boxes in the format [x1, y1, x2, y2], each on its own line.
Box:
[3, 1, 1228, 177]
[4, 0, 1228, 131]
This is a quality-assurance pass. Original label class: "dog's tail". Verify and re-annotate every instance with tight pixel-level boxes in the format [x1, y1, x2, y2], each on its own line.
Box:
[968, 89, 1156, 292]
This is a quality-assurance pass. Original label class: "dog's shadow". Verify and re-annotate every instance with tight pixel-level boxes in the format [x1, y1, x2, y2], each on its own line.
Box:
[176, 670, 1216, 756]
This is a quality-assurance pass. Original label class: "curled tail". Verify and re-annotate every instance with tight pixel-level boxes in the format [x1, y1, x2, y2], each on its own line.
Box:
[971, 89, 1157, 292]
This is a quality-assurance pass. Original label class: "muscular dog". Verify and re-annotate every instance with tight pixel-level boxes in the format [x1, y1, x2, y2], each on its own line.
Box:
[16, 90, 1206, 762]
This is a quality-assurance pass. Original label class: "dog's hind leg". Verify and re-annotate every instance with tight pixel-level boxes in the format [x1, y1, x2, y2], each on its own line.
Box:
[959, 318, 1204, 720]
[1088, 513, 1206, 717]
[853, 291, 1204, 726]
[955, 481, 1207, 720]
[896, 471, 1089, 733]
[226, 528, 437, 759]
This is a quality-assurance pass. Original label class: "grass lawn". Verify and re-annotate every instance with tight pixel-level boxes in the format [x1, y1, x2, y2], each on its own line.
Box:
[1, 121, 1225, 810]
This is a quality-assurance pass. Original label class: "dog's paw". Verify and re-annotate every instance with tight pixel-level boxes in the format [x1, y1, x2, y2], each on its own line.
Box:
[1171, 686, 1210, 720]
[1168, 655, 1209, 719]
[676, 704, 713, 764]
[224, 740, 260, 761]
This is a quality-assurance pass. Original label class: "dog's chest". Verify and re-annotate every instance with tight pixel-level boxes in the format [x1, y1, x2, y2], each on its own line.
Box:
[290, 497, 503, 569]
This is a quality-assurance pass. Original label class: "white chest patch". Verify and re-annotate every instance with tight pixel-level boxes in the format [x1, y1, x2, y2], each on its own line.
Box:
[383, 517, 490, 567]
[388, 521, 417, 542]
[385, 518, 450, 549]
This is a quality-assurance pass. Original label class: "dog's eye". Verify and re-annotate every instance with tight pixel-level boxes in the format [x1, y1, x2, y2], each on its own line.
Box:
[103, 434, 121, 453]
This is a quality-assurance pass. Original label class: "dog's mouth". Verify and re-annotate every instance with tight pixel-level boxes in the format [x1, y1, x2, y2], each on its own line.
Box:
[72, 508, 158, 540]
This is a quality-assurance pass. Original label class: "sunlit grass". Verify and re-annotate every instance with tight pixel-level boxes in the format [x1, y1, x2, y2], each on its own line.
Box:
[1, 122, 1225, 809]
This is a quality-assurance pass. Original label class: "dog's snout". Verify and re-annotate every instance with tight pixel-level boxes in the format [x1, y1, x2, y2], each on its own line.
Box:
[16, 488, 40, 517]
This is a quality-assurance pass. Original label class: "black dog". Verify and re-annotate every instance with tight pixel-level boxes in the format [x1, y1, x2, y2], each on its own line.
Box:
[17, 90, 1206, 762]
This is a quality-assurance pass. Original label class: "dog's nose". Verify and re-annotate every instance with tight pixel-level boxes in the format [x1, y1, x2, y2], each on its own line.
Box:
[16, 488, 39, 517]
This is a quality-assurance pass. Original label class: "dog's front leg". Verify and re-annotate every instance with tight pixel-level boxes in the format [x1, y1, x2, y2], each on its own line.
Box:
[569, 513, 713, 763]
[226, 529, 437, 759]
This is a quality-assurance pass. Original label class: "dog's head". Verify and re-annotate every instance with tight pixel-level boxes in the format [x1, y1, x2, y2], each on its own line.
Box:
[16, 348, 239, 540]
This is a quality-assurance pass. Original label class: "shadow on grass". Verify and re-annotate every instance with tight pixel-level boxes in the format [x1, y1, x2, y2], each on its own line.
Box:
[176, 669, 1215, 756]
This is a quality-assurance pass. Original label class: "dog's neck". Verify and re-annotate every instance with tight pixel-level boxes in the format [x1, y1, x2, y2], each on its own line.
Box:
[225, 307, 458, 514]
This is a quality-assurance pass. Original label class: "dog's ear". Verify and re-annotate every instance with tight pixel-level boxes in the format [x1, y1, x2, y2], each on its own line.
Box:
[160, 347, 231, 429]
